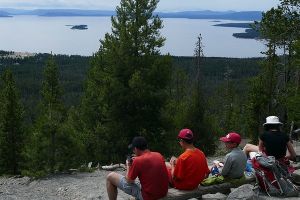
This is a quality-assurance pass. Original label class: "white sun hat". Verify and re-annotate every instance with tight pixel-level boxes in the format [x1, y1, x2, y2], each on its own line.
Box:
[263, 116, 283, 126]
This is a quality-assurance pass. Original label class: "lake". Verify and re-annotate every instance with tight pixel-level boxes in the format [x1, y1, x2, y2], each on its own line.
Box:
[0, 15, 268, 58]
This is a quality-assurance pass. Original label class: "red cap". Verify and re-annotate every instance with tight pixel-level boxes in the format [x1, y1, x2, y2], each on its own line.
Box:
[178, 129, 193, 140]
[220, 132, 241, 144]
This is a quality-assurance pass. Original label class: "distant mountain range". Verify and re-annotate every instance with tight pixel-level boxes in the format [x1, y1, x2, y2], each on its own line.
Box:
[157, 11, 262, 20]
[0, 10, 11, 17]
[0, 8, 262, 21]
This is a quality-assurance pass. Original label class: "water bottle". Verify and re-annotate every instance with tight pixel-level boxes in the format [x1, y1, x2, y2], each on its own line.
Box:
[245, 159, 252, 172]
[245, 159, 253, 177]
[211, 165, 219, 175]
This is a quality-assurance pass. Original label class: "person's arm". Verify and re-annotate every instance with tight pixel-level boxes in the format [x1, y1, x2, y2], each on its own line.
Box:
[258, 139, 264, 154]
[170, 156, 177, 178]
[172, 157, 183, 181]
[220, 155, 231, 177]
[286, 141, 297, 161]
[125, 159, 135, 183]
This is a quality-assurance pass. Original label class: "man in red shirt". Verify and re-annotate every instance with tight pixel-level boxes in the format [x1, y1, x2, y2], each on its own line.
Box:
[106, 136, 169, 200]
[167, 128, 210, 190]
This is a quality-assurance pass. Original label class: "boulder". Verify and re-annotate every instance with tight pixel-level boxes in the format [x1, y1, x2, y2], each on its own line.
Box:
[202, 192, 227, 200]
[227, 184, 259, 200]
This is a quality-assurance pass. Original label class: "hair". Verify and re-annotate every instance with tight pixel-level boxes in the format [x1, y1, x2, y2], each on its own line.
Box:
[132, 136, 148, 150]
[181, 138, 193, 144]
[136, 144, 147, 151]
[264, 124, 281, 131]
[232, 142, 239, 147]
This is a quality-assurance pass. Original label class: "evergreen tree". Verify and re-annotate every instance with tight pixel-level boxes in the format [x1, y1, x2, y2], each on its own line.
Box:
[80, 0, 171, 163]
[222, 67, 238, 133]
[0, 69, 24, 175]
[24, 55, 69, 175]
[245, 75, 268, 143]
[287, 40, 300, 127]
[248, 0, 300, 133]
[190, 34, 216, 155]
[164, 34, 217, 155]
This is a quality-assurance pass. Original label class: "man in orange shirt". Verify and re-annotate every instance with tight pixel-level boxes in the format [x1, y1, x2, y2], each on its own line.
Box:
[166, 128, 210, 190]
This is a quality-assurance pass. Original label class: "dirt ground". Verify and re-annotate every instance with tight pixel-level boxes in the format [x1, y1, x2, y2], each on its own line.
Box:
[0, 158, 219, 200]
[0, 169, 131, 200]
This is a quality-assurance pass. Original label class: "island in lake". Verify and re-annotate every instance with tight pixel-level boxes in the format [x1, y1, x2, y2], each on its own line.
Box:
[70, 25, 88, 30]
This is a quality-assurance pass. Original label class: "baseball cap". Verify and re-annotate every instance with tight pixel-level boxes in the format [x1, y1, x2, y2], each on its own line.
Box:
[128, 136, 148, 150]
[178, 128, 194, 140]
[220, 132, 241, 144]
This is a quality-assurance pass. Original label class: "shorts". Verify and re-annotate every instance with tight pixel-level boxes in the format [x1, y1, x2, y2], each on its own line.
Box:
[118, 176, 143, 200]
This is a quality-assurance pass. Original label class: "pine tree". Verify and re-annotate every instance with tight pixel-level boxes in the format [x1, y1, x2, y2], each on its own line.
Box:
[287, 40, 300, 127]
[80, 0, 171, 163]
[0, 69, 24, 175]
[248, 0, 300, 133]
[187, 34, 216, 155]
[24, 55, 66, 175]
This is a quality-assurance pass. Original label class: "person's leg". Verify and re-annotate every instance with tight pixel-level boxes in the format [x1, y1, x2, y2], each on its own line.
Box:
[107, 173, 143, 200]
[243, 143, 258, 157]
[106, 172, 122, 200]
[119, 176, 143, 199]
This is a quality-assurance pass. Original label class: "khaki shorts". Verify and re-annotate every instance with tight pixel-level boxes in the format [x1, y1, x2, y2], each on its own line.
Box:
[118, 176, 143, 200]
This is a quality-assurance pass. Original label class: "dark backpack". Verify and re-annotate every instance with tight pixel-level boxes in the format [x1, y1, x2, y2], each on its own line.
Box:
[252, 154, 299, 197]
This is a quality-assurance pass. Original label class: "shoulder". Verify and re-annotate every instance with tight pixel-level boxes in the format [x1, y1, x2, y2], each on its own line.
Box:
[178, 150, 191, 160]
[150, 151, 163, 157]
[260, 131, 268, 138]
[272, 131, 289, 139]
[147, 151, 165, 160]
[195, 148, 207, 157]
[225, 151, 232, 158]
[179, 148, 205, 160]
[279, 131, 288, 136]
[233, 148, 247, 158]
[279, 131, 289, 140]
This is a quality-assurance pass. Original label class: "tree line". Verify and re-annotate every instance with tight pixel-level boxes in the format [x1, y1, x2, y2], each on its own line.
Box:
[0, 0, 299, 177]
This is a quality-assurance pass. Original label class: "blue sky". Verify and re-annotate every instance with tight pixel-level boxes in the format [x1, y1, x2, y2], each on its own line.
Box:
[0, 0, 280, 11]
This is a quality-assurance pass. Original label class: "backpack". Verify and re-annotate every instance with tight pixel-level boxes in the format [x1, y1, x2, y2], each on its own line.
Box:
[252, 154, 299, 197]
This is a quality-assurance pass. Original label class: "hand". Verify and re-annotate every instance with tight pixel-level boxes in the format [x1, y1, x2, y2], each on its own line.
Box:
[170, 156, 177, 166]
[126, 155, 136, 167]
[126, 159, 131, 168]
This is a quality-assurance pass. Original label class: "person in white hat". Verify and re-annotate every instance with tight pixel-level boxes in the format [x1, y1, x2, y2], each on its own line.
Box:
[243, 116, 296, 161]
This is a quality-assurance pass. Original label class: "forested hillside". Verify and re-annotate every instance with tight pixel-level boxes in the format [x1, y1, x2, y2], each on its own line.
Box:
[0, 53, 90, 122]
[0, 53, 261, 124]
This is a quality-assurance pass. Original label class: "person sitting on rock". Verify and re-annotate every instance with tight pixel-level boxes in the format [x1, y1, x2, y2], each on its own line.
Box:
[166, 128, 210, 190]
[243, 116, 297, 161]
[106, 136, 169, 200]
[219, 132, 247, 183]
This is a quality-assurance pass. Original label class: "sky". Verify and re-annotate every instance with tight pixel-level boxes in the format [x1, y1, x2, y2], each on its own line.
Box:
[0, 0, 281, 12]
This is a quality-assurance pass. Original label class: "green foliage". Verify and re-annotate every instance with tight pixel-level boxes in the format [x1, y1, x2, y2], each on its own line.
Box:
[287, 40, 300, 125]
[244, 75, 267, 143]
[245, 0, 300, 137]
[0, 48, 264, 172]
[0, 69, 25, 175]
[0, 54, 90, 123]
[164, 35, 217, 156]
[79, 0, 172, 163]
[24, 55, 83, 175]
